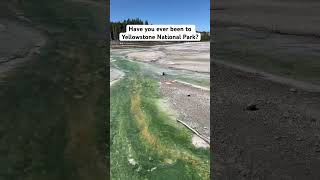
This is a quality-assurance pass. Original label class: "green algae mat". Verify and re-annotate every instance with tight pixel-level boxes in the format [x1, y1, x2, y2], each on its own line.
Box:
[110, 55, 210, 180]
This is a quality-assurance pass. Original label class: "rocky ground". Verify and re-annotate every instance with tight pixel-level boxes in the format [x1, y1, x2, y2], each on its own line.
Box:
[111, 42, 210, 145]
[124, 42, 210, 73]
[212, 0, 320, 179]
[211, 63, 320, 179]
[214, 0, 320, 36]
[0, 18, 45, 76]
[160, 79, 210, 140]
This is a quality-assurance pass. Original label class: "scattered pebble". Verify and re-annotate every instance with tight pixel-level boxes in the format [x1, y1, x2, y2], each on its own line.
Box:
[289, 88, 297, 93]
[17, 16, 32, 23]
[282, 112, 290, 118]
[150, 167, 157, 172]
[128, 158, 137, 166]
[33, 49, 41, 55]
[274, 136, 281, 140]
[246, 103, 259, 111]
[192, 135, 209, 148]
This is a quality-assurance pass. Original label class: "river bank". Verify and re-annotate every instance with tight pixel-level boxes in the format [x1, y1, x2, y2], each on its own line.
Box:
[110, 56, 210, 179]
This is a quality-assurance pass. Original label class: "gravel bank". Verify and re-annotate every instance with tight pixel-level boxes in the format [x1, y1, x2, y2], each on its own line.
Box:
[160, 79, 210, 140]
[211, 63, 320, 179]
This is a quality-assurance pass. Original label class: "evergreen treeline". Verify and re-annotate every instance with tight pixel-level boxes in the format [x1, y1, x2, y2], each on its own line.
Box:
[199, 31, 210, 41]
[111, 18, 148, 41]
[111, 18, 210, 41]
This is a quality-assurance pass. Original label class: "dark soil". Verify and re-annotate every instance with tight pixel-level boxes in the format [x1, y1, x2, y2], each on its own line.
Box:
[0, 0, 108, 179]
[212, 0, 320, 179]
[211, 62, 320, 179]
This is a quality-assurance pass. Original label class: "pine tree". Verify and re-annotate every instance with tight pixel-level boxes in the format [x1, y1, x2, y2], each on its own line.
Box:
[110, 18, 149, 41]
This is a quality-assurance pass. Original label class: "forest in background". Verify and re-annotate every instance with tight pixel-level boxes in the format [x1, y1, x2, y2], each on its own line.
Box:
[111, 18, 210, 41]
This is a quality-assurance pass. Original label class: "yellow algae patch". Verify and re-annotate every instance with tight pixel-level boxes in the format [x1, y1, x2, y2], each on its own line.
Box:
[130, 81, 209, 179]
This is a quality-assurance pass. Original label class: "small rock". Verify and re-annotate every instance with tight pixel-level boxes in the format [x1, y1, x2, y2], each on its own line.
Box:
[282, 112, 290, 118]
[33, 49, 41, 55]
[162, 72, 166, 76]
[128, 158, 137, 166]
[35, 42, 43, 47]
[246, 103, 259, 111]
[296, 137, 303, 141]
[187, 94, 191, 97]
[150, 167, 157, 172]
[274, 136, 281, 140]
[17, 16, 32, 23]
[289, 88, 297, 93]
[73, 94, 84, 99]
[0, 57, 8, 63]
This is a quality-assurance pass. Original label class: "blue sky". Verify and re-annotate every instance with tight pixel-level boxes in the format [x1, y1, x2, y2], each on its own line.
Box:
[110, 0, 210, 32]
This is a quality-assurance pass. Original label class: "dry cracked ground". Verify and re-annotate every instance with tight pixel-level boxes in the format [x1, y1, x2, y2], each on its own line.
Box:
[212, 0, 320, 179]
